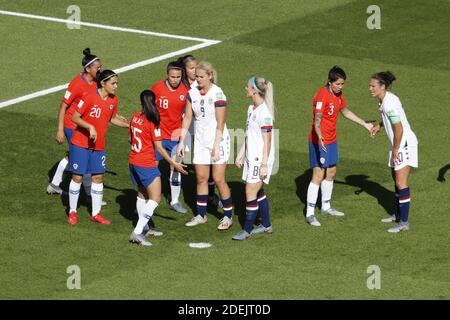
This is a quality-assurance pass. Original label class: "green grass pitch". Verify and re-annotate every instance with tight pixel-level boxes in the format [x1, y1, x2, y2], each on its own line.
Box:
[0, 0, 449, 299]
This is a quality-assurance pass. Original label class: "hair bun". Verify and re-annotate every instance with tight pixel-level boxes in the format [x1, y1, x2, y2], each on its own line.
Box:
[83, 48, 91, 56]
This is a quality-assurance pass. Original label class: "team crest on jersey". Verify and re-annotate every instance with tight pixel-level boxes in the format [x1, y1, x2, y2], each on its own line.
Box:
[73, 163, 78, 170]
[109, 104, 114, 110]
[179, 95, 185, 101]
[320, 157, 325, 164]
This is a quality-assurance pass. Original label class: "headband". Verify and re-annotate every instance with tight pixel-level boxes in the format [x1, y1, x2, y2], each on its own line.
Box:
[249, 76, 263, 94]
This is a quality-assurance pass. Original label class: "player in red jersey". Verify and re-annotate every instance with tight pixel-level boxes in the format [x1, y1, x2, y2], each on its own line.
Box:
[67, 70, 129, 225]
[128, 90, 187, 246]
[47, 48, 102, 196]
[151, 61, 189, 214]
[305, 66, 373, 227]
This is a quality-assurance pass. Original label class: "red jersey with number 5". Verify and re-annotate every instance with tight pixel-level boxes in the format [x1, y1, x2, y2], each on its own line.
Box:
[128, 111, 162, 168]
[309, 86, 347, 144]
[71, 90, 118, 150]
[151, 80, 189, 140]
[63, 73, 98, 129]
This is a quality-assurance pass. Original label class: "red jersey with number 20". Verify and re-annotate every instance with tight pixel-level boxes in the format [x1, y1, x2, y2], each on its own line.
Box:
[63, 73, 98, 129]
[151, 80, 189, 140]
[128, 111, 162, 168]
[71, 90, 118, 150]
[309, 86, 347, 144]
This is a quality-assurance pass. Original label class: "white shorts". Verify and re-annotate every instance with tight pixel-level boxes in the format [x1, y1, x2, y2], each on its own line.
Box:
[242, 161, 273, 184]
[388, 144, 418, 171]
[193, 136, 230, 165]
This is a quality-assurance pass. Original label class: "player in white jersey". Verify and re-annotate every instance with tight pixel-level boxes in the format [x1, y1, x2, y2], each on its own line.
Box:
[369, 71, 418, 233]
[233, 76, 275, 240]
[178, 55, 223, 209]
[177, 61, 233, 230]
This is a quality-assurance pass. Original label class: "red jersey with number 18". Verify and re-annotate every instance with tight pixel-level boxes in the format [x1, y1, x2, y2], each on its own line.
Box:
[128, 111, 162, 168]
[63, 73, 98, 129]
[151, 80, 189, 140]
[309, 86, 347, 144]
[71, 90, 118, 150]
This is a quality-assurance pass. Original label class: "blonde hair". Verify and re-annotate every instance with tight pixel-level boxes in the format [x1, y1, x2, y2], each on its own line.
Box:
[250, 76, 275, 121]
[196, 61, 218, 84]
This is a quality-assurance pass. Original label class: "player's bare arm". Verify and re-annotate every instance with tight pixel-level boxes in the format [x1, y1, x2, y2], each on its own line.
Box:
[340, 107, 373, 132]
[55, 101, 69, 144]
[314, 112, 326, 151]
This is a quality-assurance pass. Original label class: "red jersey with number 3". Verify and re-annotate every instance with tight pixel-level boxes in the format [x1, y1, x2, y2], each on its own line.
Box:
[151, 80, 189, 140]
[309, 86, 347, 144]
[128, 111, 162, 168]
[63, 73, 98, 129]
[71, 90, 118, 150]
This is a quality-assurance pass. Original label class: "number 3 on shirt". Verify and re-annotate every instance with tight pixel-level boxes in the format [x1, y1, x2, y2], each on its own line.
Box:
[328, 105, 334, 116]
[131, 127, 143, 152]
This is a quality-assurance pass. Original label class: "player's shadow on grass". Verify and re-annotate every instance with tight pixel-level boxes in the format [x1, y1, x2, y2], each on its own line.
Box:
[437, 164, 450, 182]
[228, 181, 246, 227]
[334, 174, 395, 216]
[294, 168, 313, 217]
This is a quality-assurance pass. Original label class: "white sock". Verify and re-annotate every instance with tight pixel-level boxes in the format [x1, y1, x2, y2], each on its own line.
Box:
[169, 170, 181, 205]
[91, 182, 103, 216]
[306, 182, 320, 217]
[134, 199, 158, 234]
[82, 174, 92, 196]
[321, 179, 334, 211]
[69, 180, 81, 212]
[51, 157, 69, 186]
[136, 197, 146, 219]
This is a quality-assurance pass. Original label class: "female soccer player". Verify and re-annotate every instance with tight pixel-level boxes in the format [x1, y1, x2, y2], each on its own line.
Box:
[305, 65, 373, 227]
[177, 61, 233, 230]
[47, 48, 102, 196]
[128, 90, 188, 246]
[369, 71, 418, 233]
[232, 76, 275, 240]
[151, 61, 189, 214]
[67, 69, 129, 225]
[178, 55, 222, 209]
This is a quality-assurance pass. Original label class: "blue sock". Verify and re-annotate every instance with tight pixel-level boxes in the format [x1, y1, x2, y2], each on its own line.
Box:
[398, 187, 410, 223]
[257, 189, 271, 227]
[221, 197, 233, 218]
[196, 194, 208, 218]
[244, 199, 258, 233]
[394, 186, 400, 221]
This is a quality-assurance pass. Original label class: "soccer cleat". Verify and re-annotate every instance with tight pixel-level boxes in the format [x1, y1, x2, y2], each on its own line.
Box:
[305, 215, 321, 227]
[143, 225, 164, 237]
[90, 213, 111, 225]
[67, 211, 78, 225]
[251, 224, 273, 235]
[170, 202, 188, 214]
[217, 216, 233, 230]
[320, 207, 345, 216]
[47, 183, 63, 195]
[381, 215, 396, 223]
[232, 230, 251, 241]
[129, 232, 152, 246]
[387, 222, 410, 233]
[185, 214, 208, 227]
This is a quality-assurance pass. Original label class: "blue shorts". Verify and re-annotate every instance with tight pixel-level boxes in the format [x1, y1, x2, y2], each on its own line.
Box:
[69, 145, 106, 175]
[155, 139, 178, 161]
[129, 164, 161, 188]
[64, 128, 75, 147]
[309, 141, 339, 168]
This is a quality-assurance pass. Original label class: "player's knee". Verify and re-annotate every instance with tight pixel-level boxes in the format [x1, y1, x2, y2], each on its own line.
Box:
[72, 175, 83, 184]
[91, 175, 103, 184]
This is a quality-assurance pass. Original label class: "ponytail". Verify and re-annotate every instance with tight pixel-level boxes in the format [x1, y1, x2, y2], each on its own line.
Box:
[140, 90, 160, 126]
[249, 76, 275, 121]
[371, 71, 396, 89]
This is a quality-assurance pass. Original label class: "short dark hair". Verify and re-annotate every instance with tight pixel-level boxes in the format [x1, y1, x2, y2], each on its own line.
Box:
[166, 60, 183, 73]
[328, 65, 347, 82]
[95, 69, 117, 88]
[371, 71, 396, 89]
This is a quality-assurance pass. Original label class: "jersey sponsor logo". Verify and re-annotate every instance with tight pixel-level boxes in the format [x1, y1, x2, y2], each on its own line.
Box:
[179, 94, 185, 101]
[316, 101, 323, 110]
[154, 128, 161, 137]
[77, 100, 84, 109]
[64, 90, 72, 100]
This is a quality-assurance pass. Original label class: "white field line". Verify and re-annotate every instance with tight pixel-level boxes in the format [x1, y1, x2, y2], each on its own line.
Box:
[0, 10, 221, 109]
